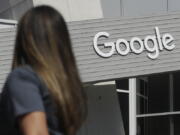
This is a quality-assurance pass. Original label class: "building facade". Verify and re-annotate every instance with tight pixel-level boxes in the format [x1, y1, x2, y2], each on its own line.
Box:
[1, 0, 180, 135]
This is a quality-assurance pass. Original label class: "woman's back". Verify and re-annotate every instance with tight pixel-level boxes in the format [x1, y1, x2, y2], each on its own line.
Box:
[0, 65, 64, 135]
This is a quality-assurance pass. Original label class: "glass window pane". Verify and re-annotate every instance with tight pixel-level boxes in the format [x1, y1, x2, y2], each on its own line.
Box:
[137, 73, 170, 114]
[137, 116, 170, 135]
[174, 115, 180, 135]
[173, 72, 180, 111]
[115, 79, 129, 90]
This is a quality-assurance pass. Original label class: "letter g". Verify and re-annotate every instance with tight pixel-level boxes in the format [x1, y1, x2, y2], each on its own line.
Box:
[93, 32, 115, 58]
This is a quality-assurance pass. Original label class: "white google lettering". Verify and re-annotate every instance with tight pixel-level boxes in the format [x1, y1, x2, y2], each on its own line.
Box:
[93, 27, 175, 59]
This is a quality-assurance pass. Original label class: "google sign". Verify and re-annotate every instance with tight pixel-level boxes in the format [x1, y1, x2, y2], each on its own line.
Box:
[93, 27, 175, 59]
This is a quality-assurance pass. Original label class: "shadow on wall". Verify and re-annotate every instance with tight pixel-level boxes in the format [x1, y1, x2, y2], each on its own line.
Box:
[78, 84, 125, 135]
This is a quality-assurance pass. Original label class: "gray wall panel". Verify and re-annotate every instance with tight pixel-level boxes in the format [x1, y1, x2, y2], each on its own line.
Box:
[11, 0, 33, 20]
[0, 1, 11, 13]
[0, 28, 15, 91]
[0, 10, 13, 19]
[168, 0, 180, 12]
[120, 0, 167, 16]
[0, 0, 33, 20]
[101, 0, 121, 17]
[101, 0, 169, 17]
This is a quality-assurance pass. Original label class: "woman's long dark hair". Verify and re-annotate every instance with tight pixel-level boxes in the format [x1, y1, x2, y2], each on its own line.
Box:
[12, 5, 87, 135]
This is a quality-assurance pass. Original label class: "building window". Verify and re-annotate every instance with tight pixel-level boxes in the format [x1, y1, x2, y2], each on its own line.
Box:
[116, 72, 180, 135]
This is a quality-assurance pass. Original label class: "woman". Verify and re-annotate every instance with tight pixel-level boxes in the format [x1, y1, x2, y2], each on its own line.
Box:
[0, 5, 87, 135]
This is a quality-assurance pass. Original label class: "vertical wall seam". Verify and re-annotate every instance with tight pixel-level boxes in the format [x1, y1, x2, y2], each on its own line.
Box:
[167, 0, 169, 12]
[120, 0, 124, 16]
[67, 0, 72, 21]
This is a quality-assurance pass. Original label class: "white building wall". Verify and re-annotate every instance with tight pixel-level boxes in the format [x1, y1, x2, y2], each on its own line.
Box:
[0, 19, 17, 28]
[32, 0, 103, 22]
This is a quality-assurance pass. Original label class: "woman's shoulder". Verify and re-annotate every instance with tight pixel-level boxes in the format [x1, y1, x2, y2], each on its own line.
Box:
[1, 65, 46, 120]
[0, 65, 42, 95]
[6, 65, 40, 85]
[9, 65, 35, 77]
